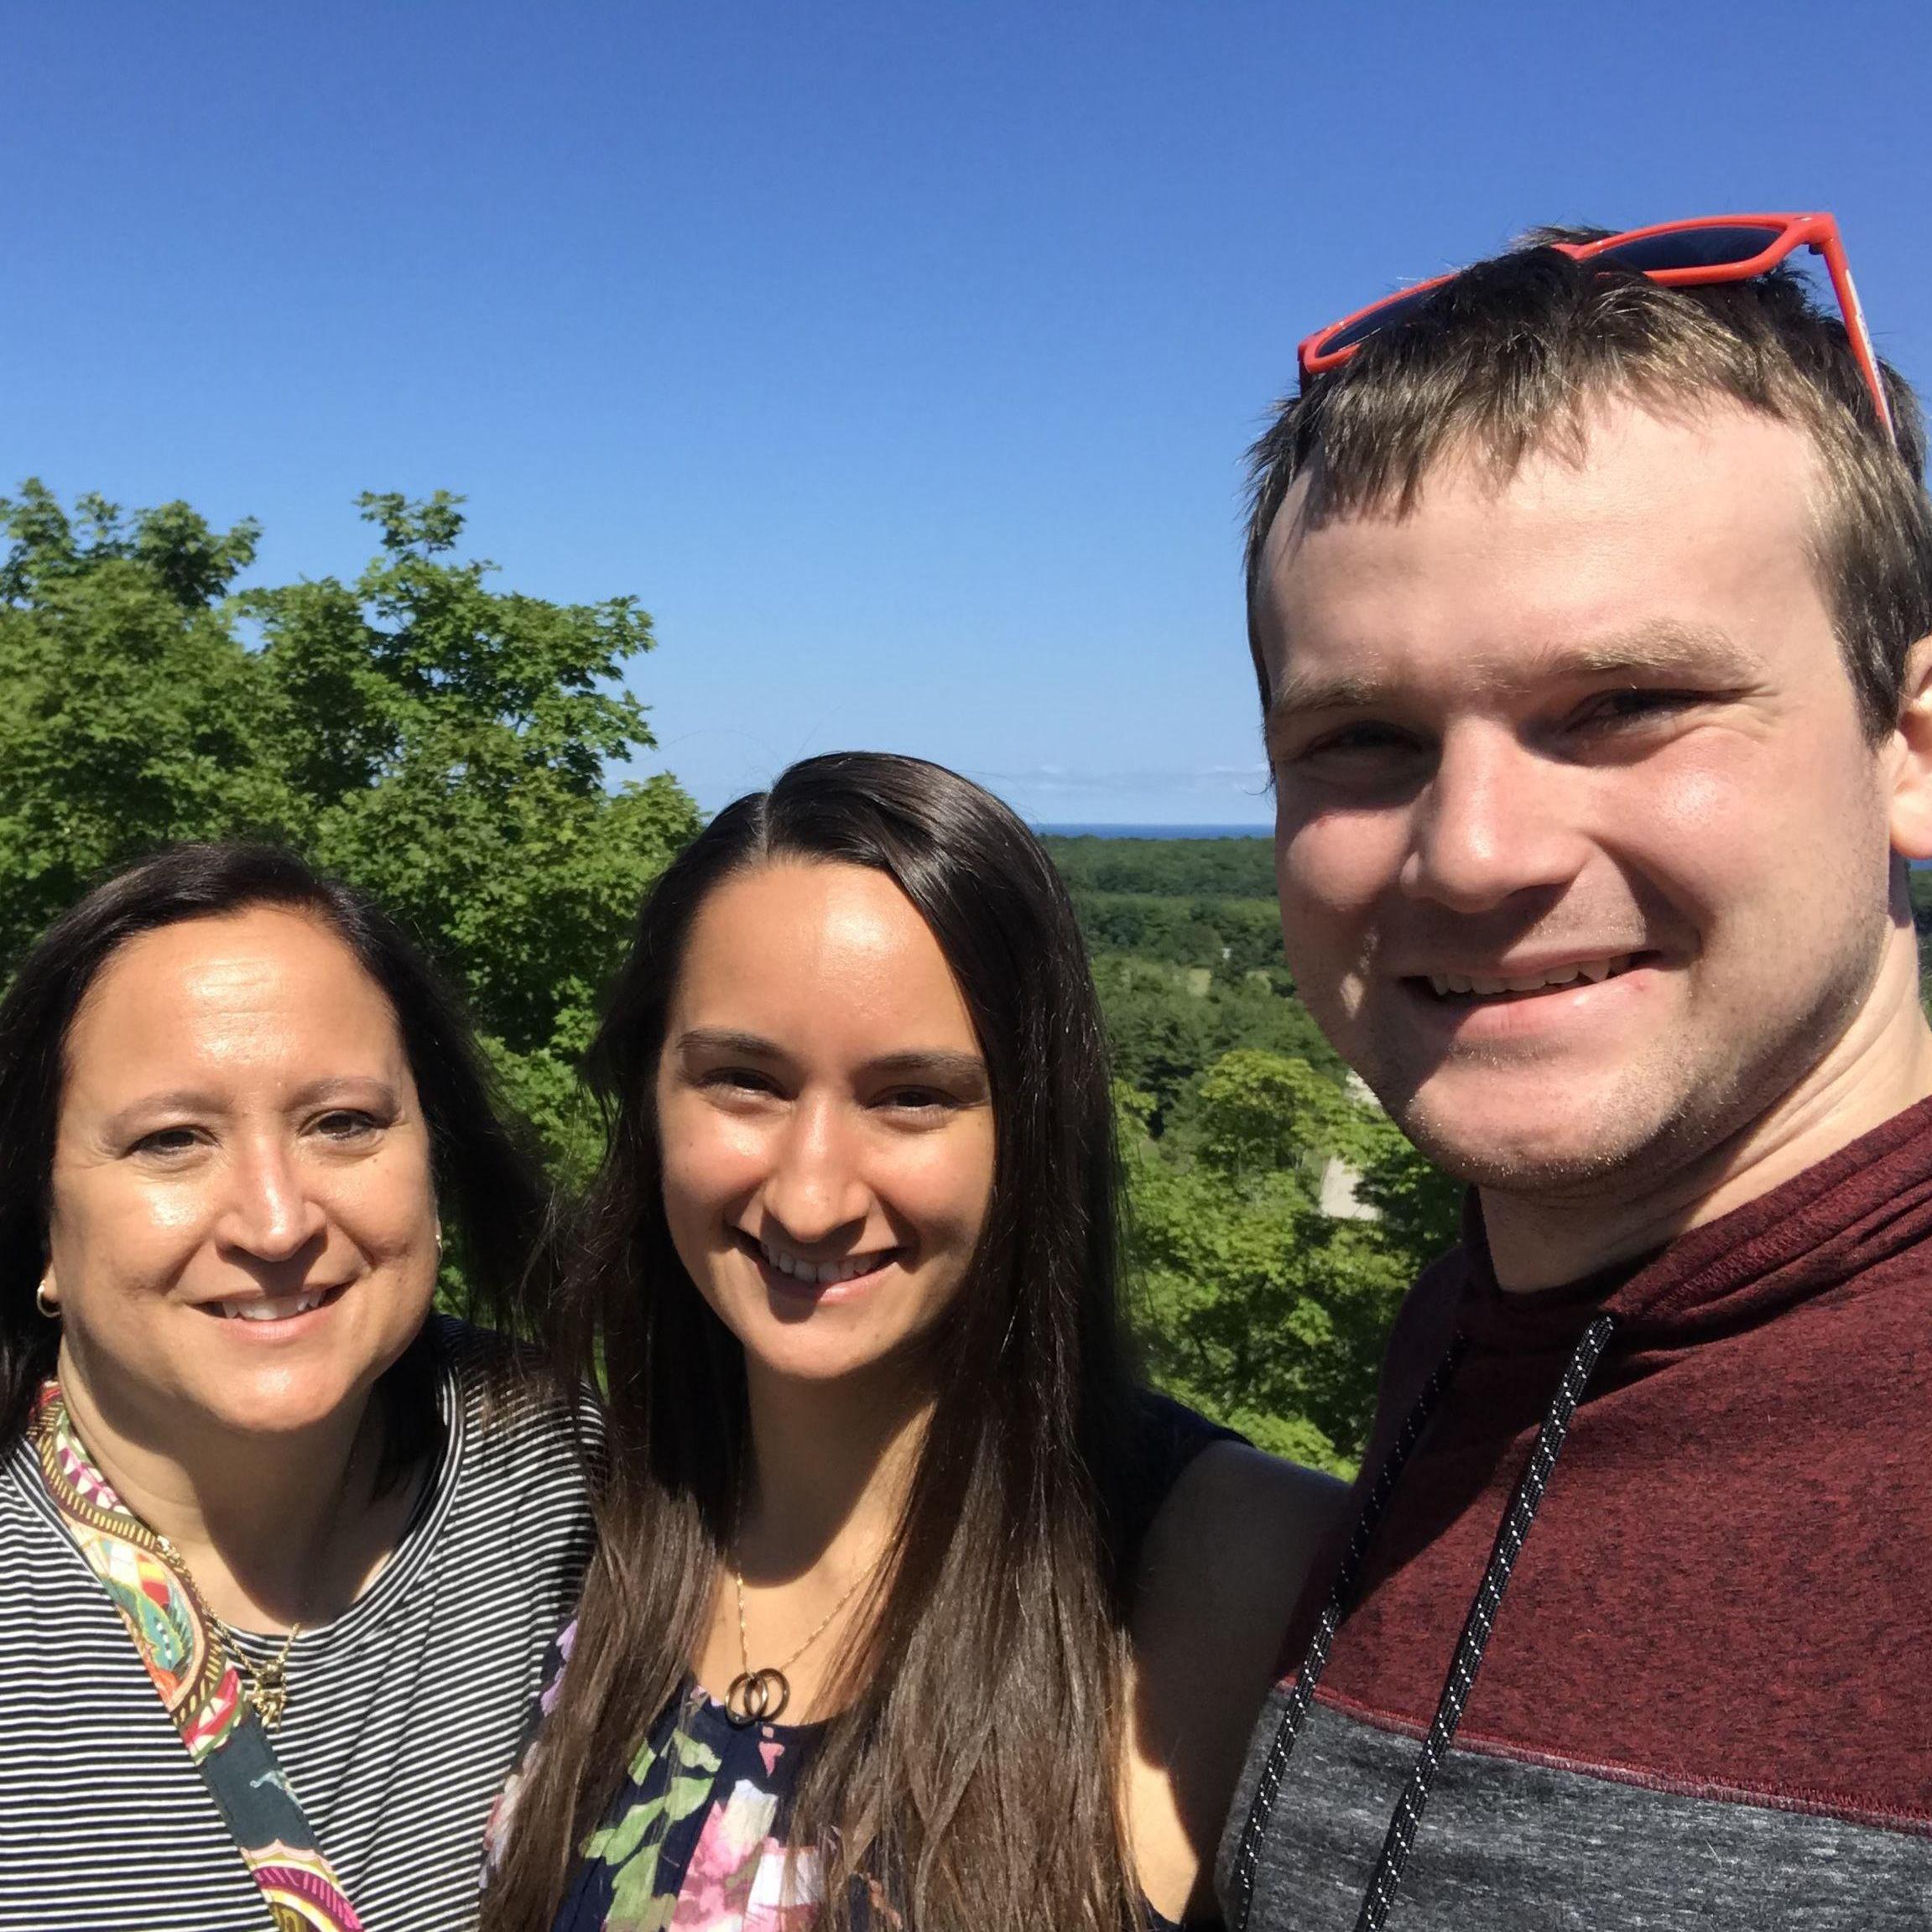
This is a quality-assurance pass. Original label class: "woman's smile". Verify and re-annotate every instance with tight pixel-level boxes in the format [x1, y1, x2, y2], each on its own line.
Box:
[198, 1281, 352, 1326]
[737, 1228, 905, 1295]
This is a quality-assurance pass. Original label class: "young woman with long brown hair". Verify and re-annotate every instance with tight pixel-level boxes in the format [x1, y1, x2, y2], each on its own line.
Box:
[483, 752, 1340, 1931]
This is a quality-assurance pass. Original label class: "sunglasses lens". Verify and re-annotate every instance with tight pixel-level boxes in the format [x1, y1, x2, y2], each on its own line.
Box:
[1315, 284, 1445, 361]
[1589, 222, 1785, 273]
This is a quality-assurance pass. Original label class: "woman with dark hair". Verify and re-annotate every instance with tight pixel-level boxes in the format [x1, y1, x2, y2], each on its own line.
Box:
[484, 753, 1341, 1932]
[0, 843, 593, 1932]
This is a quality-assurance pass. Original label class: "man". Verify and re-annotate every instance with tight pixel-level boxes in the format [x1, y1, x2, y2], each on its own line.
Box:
[1216, 219, 1932, 1930]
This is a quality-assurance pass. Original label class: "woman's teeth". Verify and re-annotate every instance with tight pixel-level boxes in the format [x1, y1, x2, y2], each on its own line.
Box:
[217, 1290, 329, 1322]
[1429, 956, 1634, 999]
[757, 1241, 893, 1287]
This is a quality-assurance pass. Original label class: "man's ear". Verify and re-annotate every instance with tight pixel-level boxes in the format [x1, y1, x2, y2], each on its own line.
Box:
[1888, 635, 1932, 860]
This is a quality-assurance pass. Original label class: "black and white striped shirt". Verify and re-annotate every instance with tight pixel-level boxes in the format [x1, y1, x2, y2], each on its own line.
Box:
[0, 1320, 594, 1931]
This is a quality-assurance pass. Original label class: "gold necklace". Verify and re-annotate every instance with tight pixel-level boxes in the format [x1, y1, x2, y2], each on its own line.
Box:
[155, 1534, 301, 1731]
[218, 1620, 300, 1729]
[726, 1556, 877, 1727]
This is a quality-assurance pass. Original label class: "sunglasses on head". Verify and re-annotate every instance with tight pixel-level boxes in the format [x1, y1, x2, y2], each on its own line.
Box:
[1299, 212, 1896, 445]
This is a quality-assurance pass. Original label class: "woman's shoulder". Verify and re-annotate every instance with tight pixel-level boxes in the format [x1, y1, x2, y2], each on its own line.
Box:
[430, 1316, 601, 1497]
[1135, 1431, 1345, 1633]
[1123, 1414, 1347, 1925]
[1109, 1389, 1241, 1574]
[1118, 1391, 1350, 1790]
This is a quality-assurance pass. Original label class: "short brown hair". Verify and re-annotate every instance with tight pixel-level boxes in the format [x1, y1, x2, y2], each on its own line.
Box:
[1244, 232, 1932, 737]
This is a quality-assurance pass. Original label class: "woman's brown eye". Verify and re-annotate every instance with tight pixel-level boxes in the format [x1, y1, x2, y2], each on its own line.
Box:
[705, 1069, 775, 1095]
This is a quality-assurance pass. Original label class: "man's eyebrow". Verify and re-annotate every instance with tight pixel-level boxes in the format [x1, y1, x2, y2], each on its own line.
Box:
[1267, 667, 1395, 726]
[1266, 622, 1755, 732]
[1527, 622, 1756, 684]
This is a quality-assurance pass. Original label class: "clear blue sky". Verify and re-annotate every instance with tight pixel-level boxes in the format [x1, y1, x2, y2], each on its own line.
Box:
[8, 0, 1930, 823]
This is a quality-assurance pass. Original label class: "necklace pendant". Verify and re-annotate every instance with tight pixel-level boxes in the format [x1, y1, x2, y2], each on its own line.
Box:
[250, 1664, 289, 1729]
[723, 1666, 791, 1727]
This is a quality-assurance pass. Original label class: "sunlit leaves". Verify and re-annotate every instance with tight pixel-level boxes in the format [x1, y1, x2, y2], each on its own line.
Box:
[0, 482, 700, 1185]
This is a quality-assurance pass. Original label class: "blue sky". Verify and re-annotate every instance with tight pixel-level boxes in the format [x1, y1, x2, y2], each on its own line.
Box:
[8, 0, 1930, 823]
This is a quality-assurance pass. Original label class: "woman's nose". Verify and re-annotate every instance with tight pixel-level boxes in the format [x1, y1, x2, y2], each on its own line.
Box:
[214, 1137, 327, 1262]
[759, 1101, 870, 1244]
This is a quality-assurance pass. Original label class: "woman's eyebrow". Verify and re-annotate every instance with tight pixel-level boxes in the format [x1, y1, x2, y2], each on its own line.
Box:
[674, 1034, 987, 1086]
[861, 1049, 988, 1086]
[97, 1079, 403, 1136]
[285, 1076, 402, 1111]
[674, 1027, 783, 1059]
[99, 1087, 227, 1135]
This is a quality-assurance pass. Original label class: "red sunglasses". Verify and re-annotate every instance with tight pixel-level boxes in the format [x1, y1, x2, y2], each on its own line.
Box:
[1299, 212, 1896, 445]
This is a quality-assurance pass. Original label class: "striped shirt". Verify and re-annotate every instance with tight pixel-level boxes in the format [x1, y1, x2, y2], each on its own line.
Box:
[0, 1320, 594, 1931]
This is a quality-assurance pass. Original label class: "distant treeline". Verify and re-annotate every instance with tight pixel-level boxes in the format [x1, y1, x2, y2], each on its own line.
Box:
[1039, 833, 1276, 898]
[1042, 835, 1289, 983]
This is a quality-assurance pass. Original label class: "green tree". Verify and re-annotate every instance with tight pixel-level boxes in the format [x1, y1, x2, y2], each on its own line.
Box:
[243, 491, 700, 1171]
[1122, 1049, 1461, 1472]
[0, 481, 700, 1177]
[0, 482, 293, 953]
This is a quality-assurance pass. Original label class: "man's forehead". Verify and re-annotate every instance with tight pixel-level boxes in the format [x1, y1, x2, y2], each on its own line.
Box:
[1256, 398, 1828, 699]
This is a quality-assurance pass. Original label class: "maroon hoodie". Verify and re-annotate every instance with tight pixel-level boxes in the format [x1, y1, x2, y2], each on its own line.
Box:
[1219, 1097, 1932, 1931]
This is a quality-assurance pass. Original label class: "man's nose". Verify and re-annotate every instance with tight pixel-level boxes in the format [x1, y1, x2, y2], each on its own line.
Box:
[1401, 725, 1587, 913]
[214, 1136, 327, 1263]
[760, 1098, 870, 1245]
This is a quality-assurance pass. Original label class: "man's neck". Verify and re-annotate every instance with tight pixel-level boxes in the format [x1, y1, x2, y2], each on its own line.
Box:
[1481, 938, 1932, 1293]
[54, 1346, 400, 1632]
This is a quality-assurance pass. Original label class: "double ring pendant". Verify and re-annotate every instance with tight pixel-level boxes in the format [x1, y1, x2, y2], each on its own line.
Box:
[723, 1664, 792, 1726]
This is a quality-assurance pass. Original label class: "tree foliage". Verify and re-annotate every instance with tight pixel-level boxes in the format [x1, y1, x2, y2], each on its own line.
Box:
[1067, 841, 1462, 1471]
[0, 480, 700, 1178]
[1119, 1052, 1458, 1473]
[1041, 833, 1278, 897]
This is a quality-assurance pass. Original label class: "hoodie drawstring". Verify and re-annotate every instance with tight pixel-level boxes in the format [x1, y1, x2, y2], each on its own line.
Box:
[1227, 1312, 1617, 1932]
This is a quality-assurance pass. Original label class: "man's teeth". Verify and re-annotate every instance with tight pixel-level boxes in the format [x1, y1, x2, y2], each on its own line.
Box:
[218, 1290, 328, 1322]
[758, 1242, 890, 1287]
[1429, 956, 1633, 999]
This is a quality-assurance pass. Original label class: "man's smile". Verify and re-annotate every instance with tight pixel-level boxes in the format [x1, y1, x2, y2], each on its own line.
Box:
[1415, 951, 1652, 1003]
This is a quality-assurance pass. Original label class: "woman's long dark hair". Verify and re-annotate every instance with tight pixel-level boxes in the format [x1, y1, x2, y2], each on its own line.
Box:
[487, 752, 1144, 1931]
[0, 841, 553, 1472]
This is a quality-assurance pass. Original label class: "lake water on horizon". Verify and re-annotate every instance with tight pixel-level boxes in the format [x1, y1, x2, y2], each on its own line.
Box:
[1034, 822, 1272, 839]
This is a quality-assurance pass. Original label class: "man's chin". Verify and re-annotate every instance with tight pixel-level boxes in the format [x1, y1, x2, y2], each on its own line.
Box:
[1389, 1089, 1671, 1195]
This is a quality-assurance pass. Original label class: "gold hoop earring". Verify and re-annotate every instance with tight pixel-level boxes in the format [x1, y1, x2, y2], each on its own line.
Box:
[34, 1278, 58, 1320]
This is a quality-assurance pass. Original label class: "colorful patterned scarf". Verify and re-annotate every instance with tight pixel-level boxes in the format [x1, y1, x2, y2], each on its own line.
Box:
[29, 1381, 364, 1932]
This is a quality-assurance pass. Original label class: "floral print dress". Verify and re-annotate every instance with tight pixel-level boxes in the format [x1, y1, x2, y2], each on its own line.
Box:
[549, 1674, 831, 1932]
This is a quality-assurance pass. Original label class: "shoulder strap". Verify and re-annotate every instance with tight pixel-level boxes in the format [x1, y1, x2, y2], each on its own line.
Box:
[29, 1383, 365, 1932]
